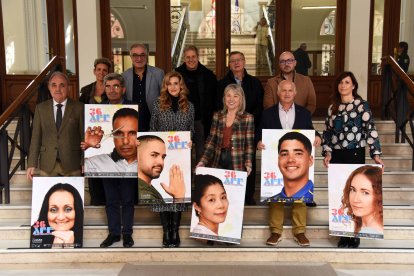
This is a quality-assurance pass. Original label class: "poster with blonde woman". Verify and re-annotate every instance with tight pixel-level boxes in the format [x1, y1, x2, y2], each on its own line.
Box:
[329, 164, 384, 239]
[260, 129, 315, 203]
[30, 177, 84, 248]
[137, 131, 192, 204]
[190, 167, 247, 244]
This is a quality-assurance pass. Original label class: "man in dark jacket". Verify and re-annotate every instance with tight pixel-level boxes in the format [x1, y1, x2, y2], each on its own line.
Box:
[216, 51, 264, 205]
[175, 45, 217, 162]
[293, 43, 312, 76]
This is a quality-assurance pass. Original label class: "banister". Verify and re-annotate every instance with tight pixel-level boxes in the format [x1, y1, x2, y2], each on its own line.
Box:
[382, 55, 414, 92]
[0, 56, 64, 126]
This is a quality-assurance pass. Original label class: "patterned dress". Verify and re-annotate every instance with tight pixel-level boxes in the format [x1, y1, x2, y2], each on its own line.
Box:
[322, 98, 382, 158]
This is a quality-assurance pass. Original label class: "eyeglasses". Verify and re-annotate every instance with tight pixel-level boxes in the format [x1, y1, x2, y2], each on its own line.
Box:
[105, 84, 122, 91]
[130, 53, 147, 59]
[229, 58, 244, 63]
[279, 59, 295, 65]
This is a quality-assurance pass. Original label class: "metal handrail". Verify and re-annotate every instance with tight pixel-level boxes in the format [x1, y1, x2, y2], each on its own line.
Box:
[381, 55, 414, 170]
[0, 56, 64, 203]
[171, 5, 188, 68]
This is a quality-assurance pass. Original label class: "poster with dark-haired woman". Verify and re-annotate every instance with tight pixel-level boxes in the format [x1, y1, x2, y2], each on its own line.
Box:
[329, 164, 384, 239]
[190, 167, 247, 244]
[30, 177, 84, 248]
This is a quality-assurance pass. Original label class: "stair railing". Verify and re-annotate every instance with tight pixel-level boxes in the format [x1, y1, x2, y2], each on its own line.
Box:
[261, 5, 275, 74]
[0, 56, 64, 203]
[381, 55, 414, 170]
[171, 5, 189, 69]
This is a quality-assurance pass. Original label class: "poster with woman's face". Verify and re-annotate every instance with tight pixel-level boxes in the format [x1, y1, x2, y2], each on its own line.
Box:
[30, 177, 84, 248]
[137, 131, 191, 204]
[328, 164, 384, 240]
[189, 167, 247, 244]
[260, 129, 315, 203]
[84, 104, 139, 178]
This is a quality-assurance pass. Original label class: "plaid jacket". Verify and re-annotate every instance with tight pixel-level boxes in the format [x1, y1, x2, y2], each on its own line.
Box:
[200, 111, 254, 171]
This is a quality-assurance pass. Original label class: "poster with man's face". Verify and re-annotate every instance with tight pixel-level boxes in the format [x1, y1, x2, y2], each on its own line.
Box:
[260, 129, 315, 203]
[84, 104, 139, 177]
[30, 177, 84, 249]
[190, 167, 247, 244]
[137, 131, 191, 204]
[329, 164, 384, 240]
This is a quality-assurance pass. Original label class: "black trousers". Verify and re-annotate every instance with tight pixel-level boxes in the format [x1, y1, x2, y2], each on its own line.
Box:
[330, 147, 365, 164]
[102, 178, 137, 236]
[88, 178, 106, 206]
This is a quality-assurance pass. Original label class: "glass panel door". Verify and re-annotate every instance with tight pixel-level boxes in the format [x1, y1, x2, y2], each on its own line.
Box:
[2, 0, 49, 74]
[170, 0, 217, 73]
[229, 0, 276, 77]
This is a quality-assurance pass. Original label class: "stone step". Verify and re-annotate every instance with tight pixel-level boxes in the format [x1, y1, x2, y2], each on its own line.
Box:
[9, 185, 414, 203]
[1, 203, 413, 223]
[0, 238, 414, 265]
[0, 223, 413, 241]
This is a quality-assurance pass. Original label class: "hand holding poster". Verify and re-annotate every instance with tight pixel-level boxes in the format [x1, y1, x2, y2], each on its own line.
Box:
[328, 164, 384, 240]
[83, 104, 139, 177]
[30, 177, 84, 248]
[137, 131, 191, 204]
[260, 130, 315, 203]
[190, 167, 247, 244]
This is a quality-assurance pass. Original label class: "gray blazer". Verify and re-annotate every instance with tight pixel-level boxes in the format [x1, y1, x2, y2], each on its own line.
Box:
[122, 65, 164, 114]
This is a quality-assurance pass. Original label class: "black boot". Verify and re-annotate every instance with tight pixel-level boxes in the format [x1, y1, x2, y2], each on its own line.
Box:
[160, 212, 171, 247]
[337, 237, 349, 248]
[170, 211, 181, 247]
[348, 237, 360, 248]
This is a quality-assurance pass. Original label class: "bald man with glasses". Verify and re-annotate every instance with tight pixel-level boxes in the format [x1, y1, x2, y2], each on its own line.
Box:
[263, 51, 316, 114]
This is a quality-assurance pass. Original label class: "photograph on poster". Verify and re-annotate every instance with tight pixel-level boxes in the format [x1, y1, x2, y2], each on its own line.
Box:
[83, 104, 139, 177]
[137, 131, 191, 204]
[328, 164, 384, 239]
[260, 129, 315, 203]
[30, 177, 84, 248]
[190, 167, 247, 244]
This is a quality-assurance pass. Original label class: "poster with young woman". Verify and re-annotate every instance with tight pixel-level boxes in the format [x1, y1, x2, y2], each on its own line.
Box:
[30, 177, 84, 248]
[328, 164, 384, 239]
[190, 167, 247, 244]
[137, 131, 191, 204]
[260, 129, 315, 203]
[83, 104, 139, 177]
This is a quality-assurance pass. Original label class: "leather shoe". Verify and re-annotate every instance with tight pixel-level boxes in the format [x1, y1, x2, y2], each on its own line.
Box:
[123, 234, 134, 248]
[100, 234, 120, 248]
[306, 201, 317, 207]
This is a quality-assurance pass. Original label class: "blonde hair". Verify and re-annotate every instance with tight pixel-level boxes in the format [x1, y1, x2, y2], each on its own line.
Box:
[221, 84, 246, 114]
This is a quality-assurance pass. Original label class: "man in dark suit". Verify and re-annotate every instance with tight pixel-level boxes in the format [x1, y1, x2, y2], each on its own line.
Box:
[27, 71, 84, 180]
[122, 43, 164, 131]
[257, 80, 320, 248]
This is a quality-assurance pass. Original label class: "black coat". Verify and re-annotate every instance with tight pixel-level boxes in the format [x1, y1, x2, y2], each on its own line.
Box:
[217, 69, 264, 130]
[176, 62, 217, 138]
[257, 103, 319, 142]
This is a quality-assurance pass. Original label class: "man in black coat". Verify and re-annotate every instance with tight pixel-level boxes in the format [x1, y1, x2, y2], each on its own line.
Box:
[176, 45, 217, 162]
[216, 51, 264, 205]
[293, 43, 312, 76]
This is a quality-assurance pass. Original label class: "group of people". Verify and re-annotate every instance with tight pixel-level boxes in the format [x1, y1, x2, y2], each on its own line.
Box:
[26, 42, 384, 249]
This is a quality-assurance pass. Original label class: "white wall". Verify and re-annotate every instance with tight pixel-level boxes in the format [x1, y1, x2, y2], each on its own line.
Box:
[345, 0, 371, 99]
[76, 0, 101, 90]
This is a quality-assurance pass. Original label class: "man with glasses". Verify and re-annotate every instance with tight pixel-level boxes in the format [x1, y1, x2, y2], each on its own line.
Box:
[83, 107, 139, 248]
[216, 51, 264, 205]
[122, 43, 164, 131]
[263, 51, 316, 114]
[175, 45, 217, 163]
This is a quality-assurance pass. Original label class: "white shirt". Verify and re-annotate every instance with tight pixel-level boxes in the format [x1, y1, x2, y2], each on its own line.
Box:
[278, 102, 295, 129]
[84, 153, 138, 177]
[192, 223, 218, 236]
[53, 99, 68, 122]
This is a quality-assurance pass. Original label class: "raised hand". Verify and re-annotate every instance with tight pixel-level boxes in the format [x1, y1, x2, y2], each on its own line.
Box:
[83, 126, 104, 149]
[52, 230, 75, 245]
[160, 165, 185, 200]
